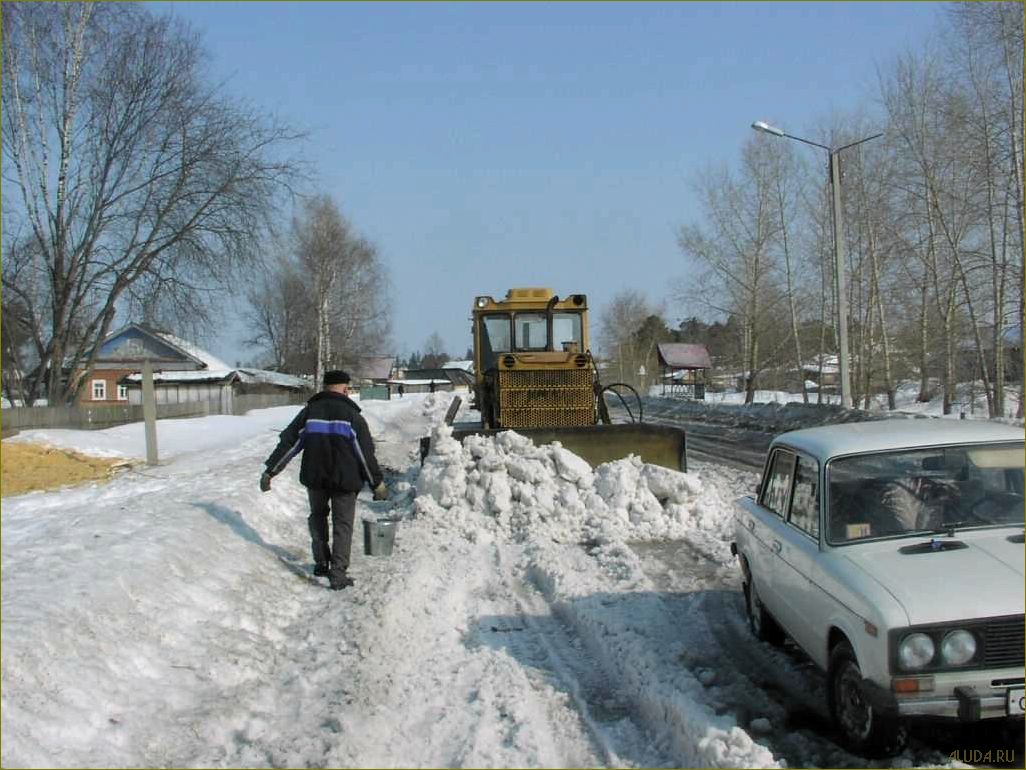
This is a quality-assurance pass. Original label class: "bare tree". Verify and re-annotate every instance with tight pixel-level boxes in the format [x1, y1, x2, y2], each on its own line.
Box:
[597, 289, 660, 388]
[945, 2, 1024, 417]
[677, 138, 787, 403]
[244, 263, 312, 371]
[421, 333, 449, 369]
[245, 195, 391, 378]
[766, 140, 811, 403]
[1, 3, 302, 404]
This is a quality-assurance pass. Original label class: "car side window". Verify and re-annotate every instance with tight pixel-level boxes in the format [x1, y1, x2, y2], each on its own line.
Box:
[789, 456, 820, 538]
[761, 449, 796, 517]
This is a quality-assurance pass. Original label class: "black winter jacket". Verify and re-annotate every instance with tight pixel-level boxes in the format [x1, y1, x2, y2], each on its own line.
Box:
[263, 391, 384, 493]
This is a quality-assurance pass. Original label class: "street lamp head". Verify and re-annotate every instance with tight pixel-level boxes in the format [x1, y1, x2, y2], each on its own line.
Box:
[751, 120, 785, 137]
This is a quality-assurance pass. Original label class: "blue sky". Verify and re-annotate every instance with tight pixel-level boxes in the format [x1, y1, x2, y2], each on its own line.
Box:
[156, 1, 941, 364]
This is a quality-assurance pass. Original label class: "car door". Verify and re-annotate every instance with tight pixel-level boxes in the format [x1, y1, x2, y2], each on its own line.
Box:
[772, 453, 828, 657]
[746, 447, 798, 619]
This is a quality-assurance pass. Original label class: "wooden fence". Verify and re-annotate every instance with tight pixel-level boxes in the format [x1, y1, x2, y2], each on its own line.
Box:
[1, 391, 310, 432]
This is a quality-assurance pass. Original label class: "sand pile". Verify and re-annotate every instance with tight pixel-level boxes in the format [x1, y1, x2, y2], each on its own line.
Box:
[1, 442, 130, 496]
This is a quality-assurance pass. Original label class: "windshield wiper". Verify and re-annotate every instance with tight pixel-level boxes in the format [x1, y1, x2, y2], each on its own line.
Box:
[929, 521, 981, 537]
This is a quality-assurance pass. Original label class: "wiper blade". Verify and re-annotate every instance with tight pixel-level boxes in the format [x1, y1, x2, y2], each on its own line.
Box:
[931, 521, 975, 536]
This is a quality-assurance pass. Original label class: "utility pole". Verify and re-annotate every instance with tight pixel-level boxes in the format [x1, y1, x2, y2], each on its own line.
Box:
[751, 120, 882, 409]
[830, 151, 852, 410]
[142, 359, 158, 465]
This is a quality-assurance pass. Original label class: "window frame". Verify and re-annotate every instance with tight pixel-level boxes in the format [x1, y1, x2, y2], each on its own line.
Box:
[116, 384, 129, 401]
[513, 312, 548, 351]
[786, 453, 821, 542]
[759, 448, 797, 519]
[552, 312, 584, 352]
[91, 379, 107, 401]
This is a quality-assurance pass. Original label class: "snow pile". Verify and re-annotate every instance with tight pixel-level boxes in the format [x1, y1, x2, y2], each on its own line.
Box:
[358, 391, 464, 469]
[411, 425, 778, 767]
[415, 423, 715, 547]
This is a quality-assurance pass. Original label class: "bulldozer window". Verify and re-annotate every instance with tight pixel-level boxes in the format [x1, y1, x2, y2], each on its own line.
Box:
[553, 313, 583, 352]
[515, 313, 548, 350]
[480, 314, 511, 370]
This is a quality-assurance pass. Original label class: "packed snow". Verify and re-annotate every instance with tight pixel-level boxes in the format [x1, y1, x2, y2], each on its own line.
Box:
[1, 393, 981, 767]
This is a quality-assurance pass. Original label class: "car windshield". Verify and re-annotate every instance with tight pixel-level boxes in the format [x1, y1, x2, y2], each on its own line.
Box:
[827, 442, 1024, 544]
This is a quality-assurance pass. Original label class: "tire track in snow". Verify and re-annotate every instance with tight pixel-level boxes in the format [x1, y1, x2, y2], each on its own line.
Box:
[487, 545, 626, 767]
[633, 538, 967, 769]
[524, 541, 780, 768]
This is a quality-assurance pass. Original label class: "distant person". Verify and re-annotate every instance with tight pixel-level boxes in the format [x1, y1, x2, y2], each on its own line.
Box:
[260, 370, 388, 590]
[429, 381, 436, 393]
[398, 382, 404, 398]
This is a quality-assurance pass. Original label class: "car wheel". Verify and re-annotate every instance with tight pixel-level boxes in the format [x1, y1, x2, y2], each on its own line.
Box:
[827, 641, 907, 757]
[744, 574, 784, 646]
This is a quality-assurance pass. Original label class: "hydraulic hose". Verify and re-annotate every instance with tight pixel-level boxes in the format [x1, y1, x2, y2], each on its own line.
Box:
[599, 382, 644, 424]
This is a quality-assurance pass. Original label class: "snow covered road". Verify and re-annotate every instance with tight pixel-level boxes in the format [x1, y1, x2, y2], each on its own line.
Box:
[0, 394, 984, 767]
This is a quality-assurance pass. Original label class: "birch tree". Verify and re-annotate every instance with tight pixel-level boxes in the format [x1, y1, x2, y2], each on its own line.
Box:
[1, 3, 302, 404]
[677, 137, 785, 403]
[598, 289, 659, 387]
[247, 195, 392, 379]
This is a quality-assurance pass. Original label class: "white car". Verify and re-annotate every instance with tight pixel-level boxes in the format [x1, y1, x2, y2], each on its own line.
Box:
[732, 419, 1024, 756]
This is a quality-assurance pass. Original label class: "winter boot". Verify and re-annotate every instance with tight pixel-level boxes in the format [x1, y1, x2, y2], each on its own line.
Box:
[329, 572, 355, 591]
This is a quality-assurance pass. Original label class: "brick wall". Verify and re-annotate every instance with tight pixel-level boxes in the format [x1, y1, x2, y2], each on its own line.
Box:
[75, 368, 138, 406]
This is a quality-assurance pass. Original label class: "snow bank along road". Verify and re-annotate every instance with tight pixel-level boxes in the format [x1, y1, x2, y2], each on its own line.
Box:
[0, 394, 992, 767]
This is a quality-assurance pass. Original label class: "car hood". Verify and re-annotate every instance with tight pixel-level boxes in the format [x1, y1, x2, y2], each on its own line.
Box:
[841, 529, 1025, 626]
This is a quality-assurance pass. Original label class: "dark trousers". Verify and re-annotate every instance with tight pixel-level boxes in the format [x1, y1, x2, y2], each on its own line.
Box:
[307, 488, 357, 575]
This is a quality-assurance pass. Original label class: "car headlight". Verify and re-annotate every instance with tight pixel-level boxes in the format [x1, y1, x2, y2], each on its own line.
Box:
[898, 632, 936, 670]
[940, 629, 977, 666]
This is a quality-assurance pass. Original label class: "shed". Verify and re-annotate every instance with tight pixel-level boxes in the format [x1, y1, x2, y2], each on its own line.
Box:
[657, 343, 712, 400]
[345, 356, 396, 386]
[121, 366, 309, 411]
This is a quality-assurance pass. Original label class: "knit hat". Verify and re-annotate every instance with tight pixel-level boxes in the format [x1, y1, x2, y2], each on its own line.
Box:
[323, 370, 351, 386]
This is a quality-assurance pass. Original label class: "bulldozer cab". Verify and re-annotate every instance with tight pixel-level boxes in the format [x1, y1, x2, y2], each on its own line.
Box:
[472, 289, 595, 430]
[425, 287, 689, 473]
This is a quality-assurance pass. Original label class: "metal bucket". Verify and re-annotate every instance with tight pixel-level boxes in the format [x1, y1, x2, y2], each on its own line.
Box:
[363, 517, 399, 556]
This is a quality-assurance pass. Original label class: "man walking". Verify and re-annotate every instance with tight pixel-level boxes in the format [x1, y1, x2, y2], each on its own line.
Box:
[260, 370, 388, 590]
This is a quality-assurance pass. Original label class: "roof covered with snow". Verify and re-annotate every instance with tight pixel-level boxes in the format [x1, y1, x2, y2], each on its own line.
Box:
[235, 369, 310, 389]
[123, 369, 235, 384]
[657, 343, 712, 370]
[152, 331, 230, 371]
[87, 323, 230, 372]
[440, 360, 474, 373]
[123, 367, 309, 389]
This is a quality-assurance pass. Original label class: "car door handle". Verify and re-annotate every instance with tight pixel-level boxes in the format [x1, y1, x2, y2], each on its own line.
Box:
[771, 540, 782, 554]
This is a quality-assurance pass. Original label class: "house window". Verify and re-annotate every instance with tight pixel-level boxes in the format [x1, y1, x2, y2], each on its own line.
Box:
[92, 380, 107, 401]
[117, 384, 128, 401]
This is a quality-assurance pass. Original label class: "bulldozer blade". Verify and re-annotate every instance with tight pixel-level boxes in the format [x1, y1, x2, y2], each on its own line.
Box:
[420, 422, 687, 472]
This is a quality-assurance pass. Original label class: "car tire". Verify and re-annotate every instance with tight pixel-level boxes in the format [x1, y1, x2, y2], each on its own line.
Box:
[743, 574, 785, 647]
[827, 641, 908, 757]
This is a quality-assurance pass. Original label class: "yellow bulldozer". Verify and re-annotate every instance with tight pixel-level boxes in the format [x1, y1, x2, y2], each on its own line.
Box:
[421, 288, 687, 471]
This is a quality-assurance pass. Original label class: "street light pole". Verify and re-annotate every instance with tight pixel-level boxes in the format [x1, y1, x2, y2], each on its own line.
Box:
[828, 150, 852, 410]
[750, 120, 882, 409]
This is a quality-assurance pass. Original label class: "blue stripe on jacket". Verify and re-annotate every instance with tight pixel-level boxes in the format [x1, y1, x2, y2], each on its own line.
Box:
[303, 419, 375, 482]
[269, 428, 305, 475]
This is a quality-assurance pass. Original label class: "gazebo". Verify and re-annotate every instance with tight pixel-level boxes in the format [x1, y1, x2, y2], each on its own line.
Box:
[657, 343, 712, 399]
